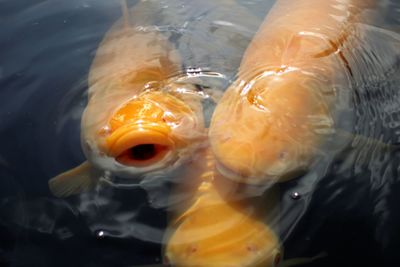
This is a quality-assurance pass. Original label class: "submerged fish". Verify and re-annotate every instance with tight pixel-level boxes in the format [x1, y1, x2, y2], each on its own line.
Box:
[164, 148, 282, 267]
[163, 147, 328, 267]
[49, 1, 206, 197]
[209, 0, 377, 184]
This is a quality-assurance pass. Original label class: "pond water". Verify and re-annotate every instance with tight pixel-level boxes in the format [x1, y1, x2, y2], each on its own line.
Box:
[1, 0, 400, 266]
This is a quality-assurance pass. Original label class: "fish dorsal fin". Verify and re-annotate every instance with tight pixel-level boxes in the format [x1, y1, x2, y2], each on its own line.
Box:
[48, 161, 98, 198]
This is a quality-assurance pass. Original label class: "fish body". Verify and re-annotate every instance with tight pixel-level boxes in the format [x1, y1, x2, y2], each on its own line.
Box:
[209, 0, 376, 184]
[49, 1, 206, 197]
[164, 148, 281, 267]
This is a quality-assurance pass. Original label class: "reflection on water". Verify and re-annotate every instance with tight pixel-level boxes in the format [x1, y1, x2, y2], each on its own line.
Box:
[1, 0, 400, 266]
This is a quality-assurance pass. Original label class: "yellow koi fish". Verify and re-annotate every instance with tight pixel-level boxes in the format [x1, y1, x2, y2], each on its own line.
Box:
[49, 1, 206, 197]
[209, 0, 376, 184]
[163, 147, 326, 267]
[164, 148, 282, 267]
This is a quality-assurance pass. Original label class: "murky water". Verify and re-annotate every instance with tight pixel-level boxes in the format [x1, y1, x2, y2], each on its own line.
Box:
[1, 0, 400, 266]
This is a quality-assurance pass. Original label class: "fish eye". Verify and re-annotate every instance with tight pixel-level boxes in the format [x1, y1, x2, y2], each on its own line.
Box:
[115, 143, 170, 167]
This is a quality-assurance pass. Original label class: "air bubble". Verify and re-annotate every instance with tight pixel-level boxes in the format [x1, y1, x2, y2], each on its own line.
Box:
[95, 230, 106, 239]
[290, 191, 301, 200]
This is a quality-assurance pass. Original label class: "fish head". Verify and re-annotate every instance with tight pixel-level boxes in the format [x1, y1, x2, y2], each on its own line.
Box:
[83, 87, 206, 178]
[106, 93, 175, 167]
[210, 67, 334, 184]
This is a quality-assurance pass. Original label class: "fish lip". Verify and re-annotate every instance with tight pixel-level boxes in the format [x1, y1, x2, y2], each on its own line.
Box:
[105, 122, 175, 165]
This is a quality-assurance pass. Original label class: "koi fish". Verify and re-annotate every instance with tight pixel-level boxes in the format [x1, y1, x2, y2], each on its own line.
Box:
[163, 147, 327, 267]
[209, 0, 377, 184]
[164, 148, 282, 267]
[49, 1, 206, 197]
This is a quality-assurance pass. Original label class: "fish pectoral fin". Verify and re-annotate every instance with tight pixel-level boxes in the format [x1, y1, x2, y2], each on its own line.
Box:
[48, 161, 98, 198]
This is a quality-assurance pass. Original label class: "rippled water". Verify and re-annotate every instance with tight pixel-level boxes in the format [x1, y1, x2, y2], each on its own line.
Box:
[1, 0, 400, 266]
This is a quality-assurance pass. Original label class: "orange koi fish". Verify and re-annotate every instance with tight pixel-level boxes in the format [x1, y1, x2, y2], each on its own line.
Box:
[209, 0, 376, 184]
[164, 148, 282, 267]
[163, 147, 326, 267]
[49, 1, 206, 197]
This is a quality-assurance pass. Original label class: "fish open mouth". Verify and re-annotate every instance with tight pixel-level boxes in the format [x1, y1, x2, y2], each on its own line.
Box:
[106, 123, 174, 167]
[116, 143, 170, 166]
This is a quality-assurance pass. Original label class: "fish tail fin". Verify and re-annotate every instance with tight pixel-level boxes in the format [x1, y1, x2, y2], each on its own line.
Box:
[48, 161, 98, 197]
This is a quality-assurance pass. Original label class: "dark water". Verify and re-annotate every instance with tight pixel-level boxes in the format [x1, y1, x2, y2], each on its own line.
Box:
[1, 0, 400, 266]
